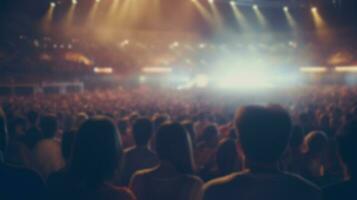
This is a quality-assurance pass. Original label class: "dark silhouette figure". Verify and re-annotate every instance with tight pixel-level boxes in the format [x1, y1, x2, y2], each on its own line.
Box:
[323, 119, 357, 200]
[0, 108, 46, 200]
[47, 116, 136, 200]
[121, 117, 159, 185]
[130, 122, 203, 200]
[203, 106, 321, 200]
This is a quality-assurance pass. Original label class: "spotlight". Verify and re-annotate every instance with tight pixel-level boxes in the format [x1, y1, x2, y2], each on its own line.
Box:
[230, 1, 236, 6]
[72, 0, 78, 5]
[311, 7, 317, 12]
[208, 0, 214, 4]
[283, 6, 288, 12]
[253, 4, 258, 10]
[50, 2, 56, 7]
[96, 0, 100, 2]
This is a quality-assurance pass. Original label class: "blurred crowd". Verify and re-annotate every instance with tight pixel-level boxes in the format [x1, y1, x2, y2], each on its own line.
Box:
[1, 85, 357, 200]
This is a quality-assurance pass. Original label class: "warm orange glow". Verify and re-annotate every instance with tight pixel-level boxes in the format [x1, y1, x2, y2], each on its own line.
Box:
[335, 66, 357, 73]
[142, 67, 173, 73]
[300, 67, 327, 73]
[42, 3, 56, 33]
[94, 67, 113, 74]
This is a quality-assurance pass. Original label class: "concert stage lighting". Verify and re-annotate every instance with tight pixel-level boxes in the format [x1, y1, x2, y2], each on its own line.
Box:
[50, 2, 56, 7]
[283, 6, 296, 29]
[311, 7, 317, 12]
[72, 0, 78, 5]
[300, 67, 327, 73]
[252, 4, 267, 27]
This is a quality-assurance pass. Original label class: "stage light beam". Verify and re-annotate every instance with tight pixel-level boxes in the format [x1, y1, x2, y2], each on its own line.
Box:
[283, 6, 297, 29]
[311, 6, 330, 40]
[208, 0, 223, 30]
[192, 0, 214, 25]
[42, 2, 56, 33]
[252, 4, 267, 27]
[231, 3, 248, 30]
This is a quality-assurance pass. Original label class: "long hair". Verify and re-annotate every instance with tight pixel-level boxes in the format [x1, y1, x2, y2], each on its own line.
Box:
[68, 116, 122, 187]
[156, 122, 195, 174]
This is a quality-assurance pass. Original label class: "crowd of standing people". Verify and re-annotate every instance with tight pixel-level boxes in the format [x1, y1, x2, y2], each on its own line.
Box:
[1, 86, 357, 200]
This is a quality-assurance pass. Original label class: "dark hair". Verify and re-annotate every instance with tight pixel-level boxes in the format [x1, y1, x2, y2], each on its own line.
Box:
[338, 119, 357, 177]
[69, 116, 122, 186]
[40, 114, 58, 138]
[61, 130, 76, 162]
[132, 117, 153, 146]
[217, 139, 240, 175]
[235, 105, 292, 164]
[289, 125, 304, 149]
[156, 122, 195, 174]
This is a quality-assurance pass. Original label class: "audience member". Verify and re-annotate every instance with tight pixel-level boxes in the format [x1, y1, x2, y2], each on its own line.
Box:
[47, 117, 136, 200]
[323, 119, 357, 200]
[120, 118, 159, 186]
[130, 122, 203, 200]
[203, 106, 321, 200]
[32, 115, 65, 179]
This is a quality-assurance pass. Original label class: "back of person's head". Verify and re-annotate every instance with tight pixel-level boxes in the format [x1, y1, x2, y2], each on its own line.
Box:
[69, 116, 122, 187]
[302, 131, 328, 158]
[0, 108, 8, 154]
[201, 125, 219, 147]
[235, 105, 292, 165]
[338, 119, 357, 177]
[61, 129, 77, 162]
[40, 114, 58, 138]
[132, 117, 153, 146]
[117, 119, 128, 136]
[156, 122, 195, 174]
[290, 125, 304, 150]
[216, 139, 240, 175]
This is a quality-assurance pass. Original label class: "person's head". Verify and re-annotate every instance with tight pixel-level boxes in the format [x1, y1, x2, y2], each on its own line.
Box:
[117, 119, 128, 136]
[289, 125, 304, 151]
[132, 117, 153, 146]
[40, 114, 58, 138]
[69, 116, 122, 186]
[338, 119, 357, 177]
[302, 131, 328, 158]
[61, 129, 77, 162]
[235, 105, 292, 166]
[156, 122, 195, 174]
[216, 139, 240, 175]
[201, 125, 219, 147]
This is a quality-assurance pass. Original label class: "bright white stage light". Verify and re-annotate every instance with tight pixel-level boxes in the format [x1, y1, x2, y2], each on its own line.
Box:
[215, 71, 275, 90]
[194, 74, 209, 88]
